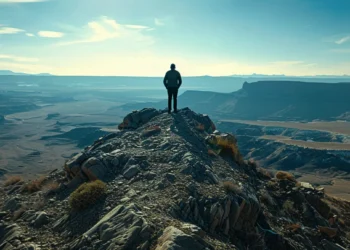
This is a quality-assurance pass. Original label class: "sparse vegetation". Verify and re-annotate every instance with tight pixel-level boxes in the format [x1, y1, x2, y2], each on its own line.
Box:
[318, 226, 338, 238]
[208, 134, 244, 165]
[283, 200, 296, 214]
[3, 176, 22, 187]
[286, 224, 301, 233]
[257, 167, 272, 179]
[207, 149, 217, 157]
[222, 181, 242, 194]
[69, 180, 107, 211]
[266, 180, 278, 190]
[275, 171, 296, 182]
[24, 176, 46, 193]
[42, 181, 60, 193]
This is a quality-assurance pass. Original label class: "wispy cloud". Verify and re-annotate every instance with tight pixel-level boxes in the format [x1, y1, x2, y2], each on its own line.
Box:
[125, 25, 149, 29]
[57, 16, 154, 46]
[154, 18, 165, 26]
[335, 36, 350, 45]
[0, 54, 39, 62]
[38, 31, 64, 38]
[26, 33, 35, 37]
[0, 0, 46, 3]
[0, 26, 24, 34]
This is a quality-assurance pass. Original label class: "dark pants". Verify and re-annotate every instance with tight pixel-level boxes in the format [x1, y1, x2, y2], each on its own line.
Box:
[167, 87, 178, 112]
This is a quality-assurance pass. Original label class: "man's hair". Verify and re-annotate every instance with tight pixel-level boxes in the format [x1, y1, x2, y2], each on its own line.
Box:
[170, 63, 176, 69]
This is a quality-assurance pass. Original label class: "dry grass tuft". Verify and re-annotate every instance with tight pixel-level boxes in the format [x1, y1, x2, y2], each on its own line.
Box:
[208, 149, 217, 157]
[275, 171, 296, 182]
[24, 176, 46, 193]
[69, 180, 107, 211]
[209, 135, 244, 165]
[286, 224, 301, 233]
[222, 181, 242, 194]
[4, 176, 22, 187]
[41, 181, 60, 193]
[257, 167, 272, 179]
[318, 226, 338, 238]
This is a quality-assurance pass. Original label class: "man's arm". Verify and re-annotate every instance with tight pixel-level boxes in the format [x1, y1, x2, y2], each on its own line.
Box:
[178, 72, 182, 87]
[163, 72, 168, 88]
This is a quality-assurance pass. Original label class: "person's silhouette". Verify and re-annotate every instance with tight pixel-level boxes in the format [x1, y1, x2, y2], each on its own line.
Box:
[163, 63, 182, 113]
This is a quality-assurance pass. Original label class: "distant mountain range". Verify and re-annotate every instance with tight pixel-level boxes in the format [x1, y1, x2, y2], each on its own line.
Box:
[0, 70, 53, 76]
[1, 70, 350, 78]
[121, 80, 350, 121]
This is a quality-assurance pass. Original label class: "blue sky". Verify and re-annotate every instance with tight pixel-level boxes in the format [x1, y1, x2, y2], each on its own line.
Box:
[0, 0, 350, 76]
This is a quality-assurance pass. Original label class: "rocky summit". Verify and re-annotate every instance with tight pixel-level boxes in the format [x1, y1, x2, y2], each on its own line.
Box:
[1, 108, 350, 250]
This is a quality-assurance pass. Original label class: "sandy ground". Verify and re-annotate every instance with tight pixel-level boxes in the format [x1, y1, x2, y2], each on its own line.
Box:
[260, 135, 350, 150]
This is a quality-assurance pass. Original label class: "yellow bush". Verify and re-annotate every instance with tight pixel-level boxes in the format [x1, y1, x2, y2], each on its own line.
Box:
[208, 134, 244, 165]
[69, 180, 107, 211]
[275, 171, 296, 182]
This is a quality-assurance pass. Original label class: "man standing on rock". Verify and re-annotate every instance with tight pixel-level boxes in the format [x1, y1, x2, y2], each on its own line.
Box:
[163, 63, 182, 114]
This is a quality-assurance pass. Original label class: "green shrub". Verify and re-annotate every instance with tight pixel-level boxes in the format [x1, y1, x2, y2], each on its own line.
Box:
[69, 180, 107, 210]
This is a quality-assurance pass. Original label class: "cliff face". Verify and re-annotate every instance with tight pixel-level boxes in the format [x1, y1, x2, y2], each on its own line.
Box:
[122, 81, 350, 121]
[236, 81, 350, 121]
[1, 108, 350, 250]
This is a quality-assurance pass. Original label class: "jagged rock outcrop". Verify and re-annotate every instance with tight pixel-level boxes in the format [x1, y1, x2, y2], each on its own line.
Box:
[1, 108, 350, 250]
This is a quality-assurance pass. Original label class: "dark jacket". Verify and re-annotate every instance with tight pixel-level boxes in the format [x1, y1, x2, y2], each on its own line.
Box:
[163, 69, 182, 88]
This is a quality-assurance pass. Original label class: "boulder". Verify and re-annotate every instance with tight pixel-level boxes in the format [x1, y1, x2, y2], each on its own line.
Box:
[155, 226, 211, 250]
[70, 204, 151, 250]
[81, 157, 107, 181]
[0, 223, 22, 245]
[123, 165, 140, 180]
[32, 212, 49, 228]
[3, 197, 21, 212]
[65, 152, 89, 177]
[118, 108, 161, 130]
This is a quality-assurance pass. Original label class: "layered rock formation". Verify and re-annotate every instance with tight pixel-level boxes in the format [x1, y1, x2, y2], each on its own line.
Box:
[0, 108, 349, 250]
